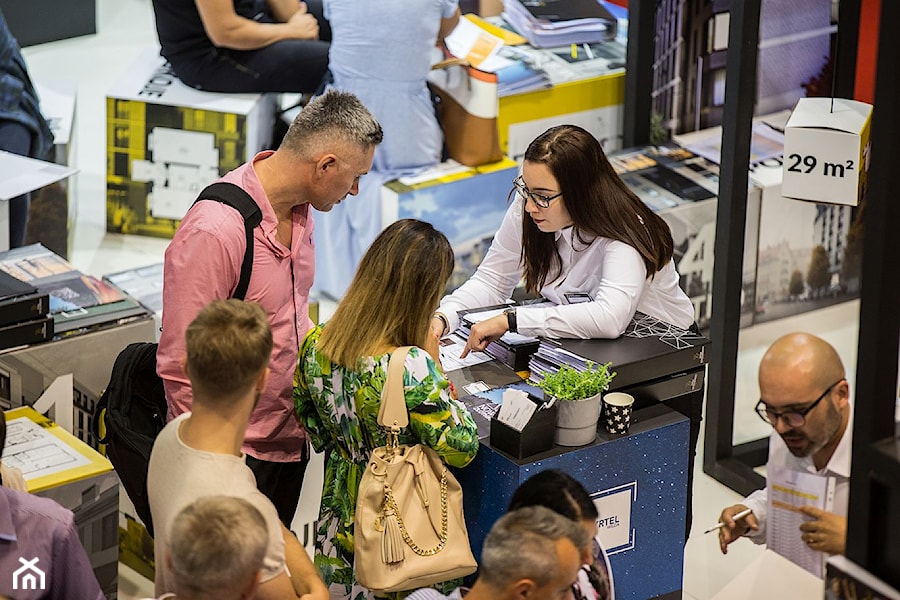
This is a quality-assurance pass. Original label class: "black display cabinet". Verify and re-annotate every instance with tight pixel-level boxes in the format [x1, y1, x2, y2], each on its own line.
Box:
[0, 0, 96, 47]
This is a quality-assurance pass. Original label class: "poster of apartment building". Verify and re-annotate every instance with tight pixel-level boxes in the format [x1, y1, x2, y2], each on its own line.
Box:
[609, 144, 761, 330]
[652, 0, 835, 136]
[748, 156, 860, 324]
[674, 117, 861, 327]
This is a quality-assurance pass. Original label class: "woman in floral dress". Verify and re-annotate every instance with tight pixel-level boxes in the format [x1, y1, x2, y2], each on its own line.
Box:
[294, 219, 479, 600]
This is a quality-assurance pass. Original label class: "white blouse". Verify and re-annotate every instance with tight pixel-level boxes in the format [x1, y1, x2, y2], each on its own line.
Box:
[439, 198, 696, 339]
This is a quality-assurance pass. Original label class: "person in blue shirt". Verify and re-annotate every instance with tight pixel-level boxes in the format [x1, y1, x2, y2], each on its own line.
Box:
[312, 0, 460, 299]
[0, 9, 54, 247]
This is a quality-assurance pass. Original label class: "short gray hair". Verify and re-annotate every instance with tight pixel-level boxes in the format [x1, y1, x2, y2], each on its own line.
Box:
[480, 506, 589, 588]
[281, 89, 383, 157]
[169, 496, 269, 599]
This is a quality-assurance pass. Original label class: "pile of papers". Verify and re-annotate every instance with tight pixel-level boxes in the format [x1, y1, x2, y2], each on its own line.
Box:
[459, 305, 542, 371]
[527, 340, 593, 384]
[442, 15, 551, 97]
[495, 58, 551, 96]
[502, 0, 618, 48]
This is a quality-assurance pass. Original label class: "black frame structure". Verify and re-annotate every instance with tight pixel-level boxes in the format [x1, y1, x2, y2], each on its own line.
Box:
[700, 0, 764, 497]
[622, 0, 654, 147]
[622, 0, 769, 495]
[699, 0, 866, 496]
[845, 0, 900, 586]
[622, 0, 900, 583]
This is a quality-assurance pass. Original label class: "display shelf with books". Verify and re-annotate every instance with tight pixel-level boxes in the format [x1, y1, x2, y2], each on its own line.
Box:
[0, 270, 52, 350]
[0, 244, 151, 340]
[494, 42, 626, 160]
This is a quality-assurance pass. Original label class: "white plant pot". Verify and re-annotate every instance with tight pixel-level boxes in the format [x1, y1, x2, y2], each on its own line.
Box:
[554, 392, 602, 446]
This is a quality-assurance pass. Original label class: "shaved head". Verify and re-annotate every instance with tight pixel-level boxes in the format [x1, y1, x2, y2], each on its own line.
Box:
[758, 332, 849, 462]
[759, 333, 845, 393]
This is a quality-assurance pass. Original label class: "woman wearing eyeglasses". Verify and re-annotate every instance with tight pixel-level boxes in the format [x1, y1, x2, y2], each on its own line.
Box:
[432, 124, 694, 351]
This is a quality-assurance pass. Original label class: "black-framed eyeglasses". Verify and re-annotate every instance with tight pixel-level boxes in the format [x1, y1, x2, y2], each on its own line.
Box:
[512, 175, 562, 209]
[754, 379, 844, 428]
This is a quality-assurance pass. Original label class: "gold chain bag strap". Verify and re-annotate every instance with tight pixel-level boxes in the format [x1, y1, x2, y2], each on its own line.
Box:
[354, 346, 477, 593]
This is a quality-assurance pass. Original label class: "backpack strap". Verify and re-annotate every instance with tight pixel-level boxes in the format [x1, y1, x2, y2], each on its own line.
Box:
[193, 182, 263, 301]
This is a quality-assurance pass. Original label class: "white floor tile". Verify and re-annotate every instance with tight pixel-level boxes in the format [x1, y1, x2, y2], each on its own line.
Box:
[118, 562, 154, 600]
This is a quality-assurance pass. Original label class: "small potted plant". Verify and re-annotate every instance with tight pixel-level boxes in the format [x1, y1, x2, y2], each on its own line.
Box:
[538, 361, 616, 446]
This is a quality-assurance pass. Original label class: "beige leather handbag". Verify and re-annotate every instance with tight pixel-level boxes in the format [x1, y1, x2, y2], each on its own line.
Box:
[354, 346, 477, 593]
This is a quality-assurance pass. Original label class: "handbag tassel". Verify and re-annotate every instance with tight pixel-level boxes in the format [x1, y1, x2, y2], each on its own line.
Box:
[381, 506, 405, 564]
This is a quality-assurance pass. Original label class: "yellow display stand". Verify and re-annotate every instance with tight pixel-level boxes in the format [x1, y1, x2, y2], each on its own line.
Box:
[498, 71, 625, 160]
[106, 48, 276, 238]
[3, 407, 119, 597]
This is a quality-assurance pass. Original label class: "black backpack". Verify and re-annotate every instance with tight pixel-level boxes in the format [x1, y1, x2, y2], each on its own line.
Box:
[91, 182, 261, 537]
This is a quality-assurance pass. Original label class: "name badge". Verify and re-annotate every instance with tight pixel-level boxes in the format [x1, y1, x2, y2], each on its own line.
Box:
[564, 292, 592, 304]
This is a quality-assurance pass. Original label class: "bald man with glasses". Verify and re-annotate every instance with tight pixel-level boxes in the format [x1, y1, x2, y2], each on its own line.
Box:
[718, 332, 852, 557]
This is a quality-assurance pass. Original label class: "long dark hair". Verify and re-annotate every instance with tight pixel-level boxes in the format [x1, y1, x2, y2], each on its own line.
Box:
[509, 469, 611, 600]
[520, 125, 675, 293]
[508, 468, 598, 521]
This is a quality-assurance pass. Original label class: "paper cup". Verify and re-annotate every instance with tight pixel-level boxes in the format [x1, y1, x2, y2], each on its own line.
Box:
[603, 392, 635, 435]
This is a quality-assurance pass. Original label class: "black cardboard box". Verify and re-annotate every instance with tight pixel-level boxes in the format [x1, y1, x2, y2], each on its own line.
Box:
[0, 0, 96, 46]
[490, 401, 557, 459]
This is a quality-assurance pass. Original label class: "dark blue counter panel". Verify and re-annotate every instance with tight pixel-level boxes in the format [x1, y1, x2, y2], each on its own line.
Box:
[456, 403, 689, 600]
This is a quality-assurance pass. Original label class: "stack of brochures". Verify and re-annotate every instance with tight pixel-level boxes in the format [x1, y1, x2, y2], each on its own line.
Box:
[103, 262, 164, 315]
[495, 58, 552, 96]
[527, 339, 594, 385]
[502, 0, 618, 48]
[529, 312, 710, 392]
[459, 305, 541, 371]
[0, 244, 150, 341]
[0, 269, 52, 350]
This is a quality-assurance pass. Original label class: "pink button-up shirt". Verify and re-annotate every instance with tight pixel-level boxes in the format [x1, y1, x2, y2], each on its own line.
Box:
[157, 151, 315, 461]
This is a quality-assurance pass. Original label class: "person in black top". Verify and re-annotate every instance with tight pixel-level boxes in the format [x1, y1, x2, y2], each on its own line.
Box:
[150, 0, 331, 93]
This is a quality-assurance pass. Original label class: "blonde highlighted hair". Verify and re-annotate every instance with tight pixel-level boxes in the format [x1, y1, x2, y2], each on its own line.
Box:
[318, 219, 454, 368]
[169, 496, 269, 600]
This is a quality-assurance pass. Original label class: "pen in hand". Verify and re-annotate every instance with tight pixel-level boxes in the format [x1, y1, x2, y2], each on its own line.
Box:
[704, 508, 752, 534]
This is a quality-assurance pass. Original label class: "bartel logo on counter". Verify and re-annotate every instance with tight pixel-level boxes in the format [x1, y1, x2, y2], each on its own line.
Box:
[592, 481, 636, 554]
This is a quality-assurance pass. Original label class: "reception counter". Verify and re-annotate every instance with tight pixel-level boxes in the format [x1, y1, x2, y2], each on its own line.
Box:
[447, 314, 709, 599]
[456, 403, 689, 600]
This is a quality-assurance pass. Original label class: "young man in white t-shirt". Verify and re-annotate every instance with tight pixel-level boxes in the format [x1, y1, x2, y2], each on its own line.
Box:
[148, 299, 327, 600]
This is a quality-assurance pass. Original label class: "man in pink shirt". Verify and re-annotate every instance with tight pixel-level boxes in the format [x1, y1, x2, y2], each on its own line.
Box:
[157, 90, 383, 525]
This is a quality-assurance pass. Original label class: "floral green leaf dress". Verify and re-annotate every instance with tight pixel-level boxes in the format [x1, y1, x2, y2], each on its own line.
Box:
[294, 325, 480, 600]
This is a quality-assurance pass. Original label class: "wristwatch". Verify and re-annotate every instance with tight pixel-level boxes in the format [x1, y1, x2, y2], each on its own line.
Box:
[504, 308, 517, 333]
